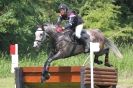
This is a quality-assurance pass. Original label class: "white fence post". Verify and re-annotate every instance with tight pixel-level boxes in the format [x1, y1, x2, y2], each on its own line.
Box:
[90, 42, 100, 88]
[10, 44, 19, 73]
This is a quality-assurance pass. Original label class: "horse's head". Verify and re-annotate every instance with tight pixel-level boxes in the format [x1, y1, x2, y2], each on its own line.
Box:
[33, 23, 65, 51]
[33, 24, 48, 51]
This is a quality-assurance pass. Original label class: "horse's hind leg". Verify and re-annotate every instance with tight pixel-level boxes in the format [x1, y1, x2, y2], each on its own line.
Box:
[94, 48, 112, 67]
[104, 48, 112, 67]
[94, 55, 103, 65]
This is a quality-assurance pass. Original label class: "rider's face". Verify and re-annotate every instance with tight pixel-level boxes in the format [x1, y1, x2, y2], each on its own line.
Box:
[60, 9, 66, 15]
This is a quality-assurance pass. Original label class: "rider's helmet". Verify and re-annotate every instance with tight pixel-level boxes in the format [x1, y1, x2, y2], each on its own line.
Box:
[58, 4, 68, 13]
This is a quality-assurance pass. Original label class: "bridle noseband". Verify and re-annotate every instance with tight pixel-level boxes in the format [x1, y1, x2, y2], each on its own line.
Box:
[35, 40, 42, 42]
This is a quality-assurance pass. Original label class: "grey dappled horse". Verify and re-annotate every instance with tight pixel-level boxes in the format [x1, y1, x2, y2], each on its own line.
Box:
[33, 23, 123, 82]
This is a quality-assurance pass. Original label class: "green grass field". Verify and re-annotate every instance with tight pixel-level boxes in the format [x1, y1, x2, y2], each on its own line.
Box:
[0, 77, 14, 88]
[0, 76, 133, 88]
[0, 45, 133, 88]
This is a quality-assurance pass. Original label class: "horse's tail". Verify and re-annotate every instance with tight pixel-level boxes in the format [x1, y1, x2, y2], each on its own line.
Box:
[105, 38, 123, 59]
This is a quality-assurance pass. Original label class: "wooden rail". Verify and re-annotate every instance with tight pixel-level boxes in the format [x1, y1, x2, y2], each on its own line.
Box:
[15, 66, 117, 88]
[15, 66, 81, 88]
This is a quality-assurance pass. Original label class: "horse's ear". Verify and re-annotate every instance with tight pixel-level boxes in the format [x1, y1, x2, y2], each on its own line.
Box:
[42, 24, 47, 31]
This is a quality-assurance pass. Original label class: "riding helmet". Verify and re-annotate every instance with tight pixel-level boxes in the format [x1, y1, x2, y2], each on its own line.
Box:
[58, 4, 68, 12]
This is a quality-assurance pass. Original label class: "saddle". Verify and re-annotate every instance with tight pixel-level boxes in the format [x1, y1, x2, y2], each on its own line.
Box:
[55, 27, 87, 45]
[63, 30, 87, 45]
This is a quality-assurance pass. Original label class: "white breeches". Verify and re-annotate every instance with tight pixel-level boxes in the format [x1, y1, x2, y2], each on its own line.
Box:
[75, 24, 83, 39]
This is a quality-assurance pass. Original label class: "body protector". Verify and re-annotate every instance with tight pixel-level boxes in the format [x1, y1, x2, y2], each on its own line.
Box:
[56, 10, 83, 31]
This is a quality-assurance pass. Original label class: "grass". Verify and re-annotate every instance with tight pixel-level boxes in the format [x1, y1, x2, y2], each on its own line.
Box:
[0, 45, 133, 88]
[0, 76, 133, 88]
[0, 77, 14, 88]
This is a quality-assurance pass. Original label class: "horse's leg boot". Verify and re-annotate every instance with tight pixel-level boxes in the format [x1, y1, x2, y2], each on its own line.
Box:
[41, 71, 50, 82]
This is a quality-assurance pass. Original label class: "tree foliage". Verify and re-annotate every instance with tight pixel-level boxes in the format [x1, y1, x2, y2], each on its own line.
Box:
[80, 0, 121, 31]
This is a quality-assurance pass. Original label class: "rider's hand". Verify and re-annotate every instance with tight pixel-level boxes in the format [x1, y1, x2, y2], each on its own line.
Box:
[62, 27, 65, 30]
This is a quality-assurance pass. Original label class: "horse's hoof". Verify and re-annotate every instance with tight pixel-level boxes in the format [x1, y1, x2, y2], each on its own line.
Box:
[105, 63, 113, 67]
[45, 73, 50, 80]
[41, 76, 46, 83]
[41, 71, 51, 83]
[94, 60, 103, 64]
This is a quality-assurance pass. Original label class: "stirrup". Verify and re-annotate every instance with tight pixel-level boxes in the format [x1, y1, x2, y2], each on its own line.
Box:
[84, 48, 89, 53]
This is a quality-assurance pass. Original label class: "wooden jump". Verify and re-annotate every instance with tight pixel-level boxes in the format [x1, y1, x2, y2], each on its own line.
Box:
[81, 67, 117, 88]
[15, 66, 117, 88]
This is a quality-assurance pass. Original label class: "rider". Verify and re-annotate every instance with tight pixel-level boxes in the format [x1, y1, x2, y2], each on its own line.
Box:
[56, 4, 90, 52]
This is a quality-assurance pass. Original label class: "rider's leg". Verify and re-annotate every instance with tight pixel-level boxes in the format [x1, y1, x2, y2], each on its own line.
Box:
[75, 24, 83, 39]
[81, 36, 90, 53]
[75, 24, 90, 52]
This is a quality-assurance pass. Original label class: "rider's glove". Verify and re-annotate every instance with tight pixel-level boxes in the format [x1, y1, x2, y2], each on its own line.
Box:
[62, 27, 65, 30]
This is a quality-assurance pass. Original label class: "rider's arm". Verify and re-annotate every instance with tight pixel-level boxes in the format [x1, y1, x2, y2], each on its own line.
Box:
[64, 14, 76, 29]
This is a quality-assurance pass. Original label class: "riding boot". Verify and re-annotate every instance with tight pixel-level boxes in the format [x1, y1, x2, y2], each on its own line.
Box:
[81, 37, 90, 53]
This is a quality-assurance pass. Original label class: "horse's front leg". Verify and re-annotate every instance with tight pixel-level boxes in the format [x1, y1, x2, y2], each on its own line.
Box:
[41, 51, 54, 82]
[41, 51, 62, 82]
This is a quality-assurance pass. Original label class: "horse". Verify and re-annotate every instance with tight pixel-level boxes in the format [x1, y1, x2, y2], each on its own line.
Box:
[33, 23, 123, 82]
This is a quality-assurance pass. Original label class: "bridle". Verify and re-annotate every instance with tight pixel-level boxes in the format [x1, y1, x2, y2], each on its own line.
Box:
[35, 29, 46, 44]
[35, 39, 43, 44]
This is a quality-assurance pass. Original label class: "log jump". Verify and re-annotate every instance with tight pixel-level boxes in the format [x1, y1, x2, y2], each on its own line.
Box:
[81, 67, 117, 88]
[15, 66, 117, 88]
